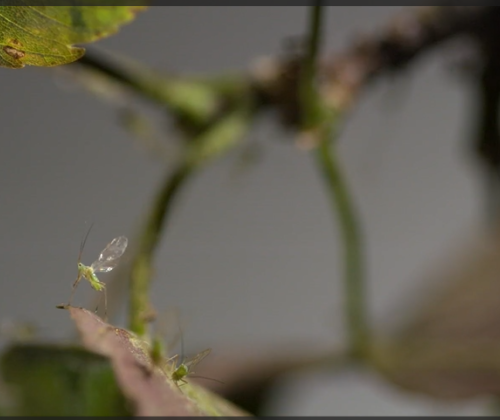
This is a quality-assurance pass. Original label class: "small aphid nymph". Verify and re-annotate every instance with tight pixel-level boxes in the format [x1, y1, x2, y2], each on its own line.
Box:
[169, 348, 212, 386]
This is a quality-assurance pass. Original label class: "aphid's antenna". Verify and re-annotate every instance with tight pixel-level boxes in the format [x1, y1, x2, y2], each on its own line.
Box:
[177, 312, 185, 364]
[103, 288, 108, 322]
[79, 222, 94, 262]
[188, 375, 225, 385]
[68, 222, 94, 307]
[94, 290, 108, 322]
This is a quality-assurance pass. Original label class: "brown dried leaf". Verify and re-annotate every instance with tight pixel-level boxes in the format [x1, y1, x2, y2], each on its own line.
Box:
[65, 306, 249, 416]
[372, 225, 500, 399]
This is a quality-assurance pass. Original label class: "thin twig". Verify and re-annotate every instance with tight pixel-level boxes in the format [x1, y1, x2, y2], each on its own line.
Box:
[77, 52, 221, 126]
[298, 3, 368, 359]
[252, 7, 497, 128]
[315, 139, 368, 359]
[321, 6, 497, 112]
[299, 2, 324, 130]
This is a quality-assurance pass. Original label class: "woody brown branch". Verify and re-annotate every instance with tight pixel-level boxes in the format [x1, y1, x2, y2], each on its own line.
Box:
[251, 6, 499, 128]
[77, 7, 500, 138]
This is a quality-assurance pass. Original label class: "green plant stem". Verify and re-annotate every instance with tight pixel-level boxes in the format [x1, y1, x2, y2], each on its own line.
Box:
[128, 105, 254, 336]
[77, 51, 221, 126]
[299, 3, 369, 359]
[128, 164, 192, 335]
[315, 136, 368, 359]
[300, 2, 324, 129]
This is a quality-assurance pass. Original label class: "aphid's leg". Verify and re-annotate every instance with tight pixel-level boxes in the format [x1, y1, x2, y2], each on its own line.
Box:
[91, 282, 108, 321]
[166, 353, 178, 363]
[67, 275, 82, 306]
[155, 360, 168, 378]
[166, 353, 179, 369]
[172, 378, 187, 392]
[103, 286, 108, 322]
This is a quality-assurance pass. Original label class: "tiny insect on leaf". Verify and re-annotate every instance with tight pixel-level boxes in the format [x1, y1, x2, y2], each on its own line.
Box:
[171, 348, 213, 386]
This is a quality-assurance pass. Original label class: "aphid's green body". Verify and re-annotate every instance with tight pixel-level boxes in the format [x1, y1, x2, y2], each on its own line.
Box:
[77, 262, 105, 291]
[145, 310, 220, 388]
[168, 348, 212, 387]
[171, 362, 189, 382]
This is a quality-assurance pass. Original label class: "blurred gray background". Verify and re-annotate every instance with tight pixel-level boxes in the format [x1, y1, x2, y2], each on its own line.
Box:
[0, 6, 490, 415]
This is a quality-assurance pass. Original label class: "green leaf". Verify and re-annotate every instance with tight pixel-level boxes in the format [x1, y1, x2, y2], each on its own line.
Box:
[0, 3, 148, 68]
[0, 344, 131, 415]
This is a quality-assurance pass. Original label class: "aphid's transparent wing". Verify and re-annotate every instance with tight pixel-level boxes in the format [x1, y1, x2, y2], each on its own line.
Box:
[91, 236, 128, 273]
[184, 348, 211, 370]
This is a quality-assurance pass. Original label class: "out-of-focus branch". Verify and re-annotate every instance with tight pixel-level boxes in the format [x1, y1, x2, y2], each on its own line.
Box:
[473, 48, 500, 221]
[321, 6, 498, 111]
[315, 138, 368, 360]
[76, 52, 230, 129]
[69, 2, 500, 384]
[296, 3, 369, 361]
[128, 103, 255, 336]
[252, 6, 499, 129]
[466, 10, 500, 221]
[75, 8, 500, 138]
[299, 3, 325, 131]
